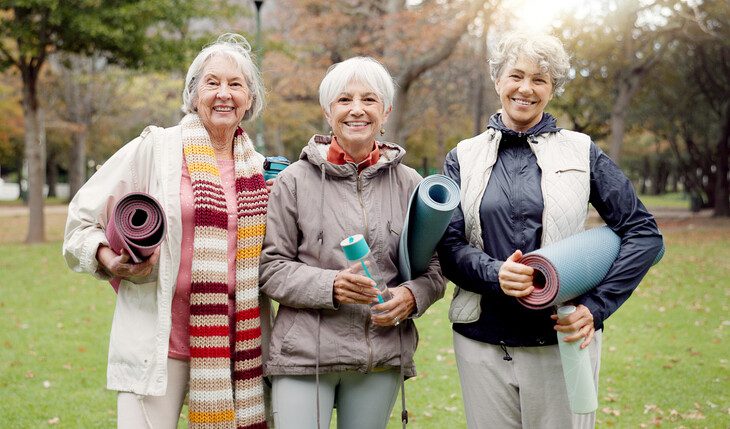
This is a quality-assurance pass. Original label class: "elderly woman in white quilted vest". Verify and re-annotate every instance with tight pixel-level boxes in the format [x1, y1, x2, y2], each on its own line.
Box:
[437, 31, 663, 428]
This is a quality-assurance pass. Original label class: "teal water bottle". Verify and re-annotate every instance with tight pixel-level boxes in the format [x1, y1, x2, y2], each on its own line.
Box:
[557, 305, 598, 414]
[340, 234, 393, 313]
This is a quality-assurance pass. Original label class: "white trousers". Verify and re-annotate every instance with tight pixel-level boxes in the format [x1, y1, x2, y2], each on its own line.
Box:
[117, 358, 189, 429]
[453, 330, 602, 429]
[271, 371, 400, 429]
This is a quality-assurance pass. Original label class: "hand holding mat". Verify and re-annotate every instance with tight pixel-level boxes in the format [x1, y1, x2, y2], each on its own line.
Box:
[398, 174, 460, 281]
[518, 226, 665, 310]
[105, 192, 167, 264]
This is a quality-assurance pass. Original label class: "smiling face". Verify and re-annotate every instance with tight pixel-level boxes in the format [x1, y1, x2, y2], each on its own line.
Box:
[495, 56, 554, 132]
[195, 54, 253, 136]
[325, 80, 390, 159]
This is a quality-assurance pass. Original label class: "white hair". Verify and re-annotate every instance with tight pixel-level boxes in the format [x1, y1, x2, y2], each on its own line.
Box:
[489, 31, 571, 94]
[318, 56, 395, 115]
[181, 33, 265, 121]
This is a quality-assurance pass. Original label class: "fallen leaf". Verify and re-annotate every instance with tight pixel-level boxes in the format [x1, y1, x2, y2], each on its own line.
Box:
[25, 371, 34, 378]
[42, 380, 51, 388]
[47, 417, 60, 425]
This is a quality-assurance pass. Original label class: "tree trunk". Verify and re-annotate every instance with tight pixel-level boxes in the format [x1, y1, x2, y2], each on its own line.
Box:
[609, 73, 641, 164]
[68, 130, 87, 199]
[21, 70, 46, 243]
[384, 0, 488, 146]
[714, 104, 730, 217]
[46, 148, 58, 198]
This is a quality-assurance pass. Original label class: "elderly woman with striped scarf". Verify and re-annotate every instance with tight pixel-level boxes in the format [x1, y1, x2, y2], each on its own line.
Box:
[64, 34, 271, 429]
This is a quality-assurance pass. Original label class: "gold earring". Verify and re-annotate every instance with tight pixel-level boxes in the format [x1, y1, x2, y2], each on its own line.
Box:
[329, 130, 334, 137]
[380, 128, 385, 136]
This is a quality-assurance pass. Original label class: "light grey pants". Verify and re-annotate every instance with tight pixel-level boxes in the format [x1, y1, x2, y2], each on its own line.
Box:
[271, 370, 401, 429]
[117, 358, 189, 429]
[454, 330, 602, 429]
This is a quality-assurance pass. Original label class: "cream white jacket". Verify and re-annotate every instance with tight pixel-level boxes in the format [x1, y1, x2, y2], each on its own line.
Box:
[64, 125, 184, 395]
[64, 125, 273, 396]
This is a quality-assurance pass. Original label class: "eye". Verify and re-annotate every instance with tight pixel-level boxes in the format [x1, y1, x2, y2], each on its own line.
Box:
[509, 74, 521, 80]
[363, 97, 378, 103]
[535, 78, 547, 84]
[337, 96, 351, 103]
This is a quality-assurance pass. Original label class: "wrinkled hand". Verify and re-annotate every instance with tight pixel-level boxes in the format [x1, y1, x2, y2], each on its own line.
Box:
[97, 245, 160, 279]
[498, 250, 535, 297]
[371, 286, 416, 327]
[265, 178, 275, 193]
[552, 304, 595, 349]
[333, 262, 379, 305]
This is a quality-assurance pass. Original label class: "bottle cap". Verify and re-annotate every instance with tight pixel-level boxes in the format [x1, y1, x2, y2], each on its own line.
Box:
[557, 305, 577, 319]
[340, 234, 370, 261]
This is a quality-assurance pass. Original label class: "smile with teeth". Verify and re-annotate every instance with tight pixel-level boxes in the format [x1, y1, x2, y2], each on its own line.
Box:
[213, 106, 235, 112]
[511, 98, 536, 106]
[345, 121, 370, 127]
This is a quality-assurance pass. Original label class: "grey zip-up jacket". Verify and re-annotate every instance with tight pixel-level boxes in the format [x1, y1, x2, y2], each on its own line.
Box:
[260, 135, 445, 377]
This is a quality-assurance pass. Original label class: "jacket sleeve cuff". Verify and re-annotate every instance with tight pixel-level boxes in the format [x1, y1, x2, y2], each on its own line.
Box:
[314, 269, 339, 310]
[81, 230, 112, 280]
[401, 282, 425, 318]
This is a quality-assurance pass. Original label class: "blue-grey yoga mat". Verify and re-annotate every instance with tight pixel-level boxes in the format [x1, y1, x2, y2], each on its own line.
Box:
[518, 226, 665, 309]
[398, 174, 460, 281]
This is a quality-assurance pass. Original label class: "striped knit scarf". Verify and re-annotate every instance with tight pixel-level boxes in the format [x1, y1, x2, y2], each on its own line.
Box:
[181, 113, 268, 429]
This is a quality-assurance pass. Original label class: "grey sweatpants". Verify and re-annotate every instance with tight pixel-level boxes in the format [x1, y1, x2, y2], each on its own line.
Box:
[271, 370, 401, 429]
[454, 330, 602, 429]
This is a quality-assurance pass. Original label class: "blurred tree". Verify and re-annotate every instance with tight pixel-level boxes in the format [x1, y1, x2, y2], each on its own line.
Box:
[0, 0, 231, 242]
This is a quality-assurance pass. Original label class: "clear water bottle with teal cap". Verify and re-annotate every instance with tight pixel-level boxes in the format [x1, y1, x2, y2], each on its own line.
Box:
[340, 234, 393, 313]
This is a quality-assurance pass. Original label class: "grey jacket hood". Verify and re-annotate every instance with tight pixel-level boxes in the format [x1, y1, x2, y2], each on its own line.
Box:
[299, 134, 407, 178]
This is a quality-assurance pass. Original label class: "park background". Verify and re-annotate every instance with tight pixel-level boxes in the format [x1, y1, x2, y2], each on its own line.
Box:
[0, 0, 728, 427]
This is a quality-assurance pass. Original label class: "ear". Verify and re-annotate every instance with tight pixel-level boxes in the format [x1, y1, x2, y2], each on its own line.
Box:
[323, 107, 334, 129]
[382, 105, 392, 123]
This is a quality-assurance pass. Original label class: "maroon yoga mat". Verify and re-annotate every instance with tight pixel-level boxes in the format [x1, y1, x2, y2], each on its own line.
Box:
[105, 192, 166, 263]
[105, 193, 166, 292]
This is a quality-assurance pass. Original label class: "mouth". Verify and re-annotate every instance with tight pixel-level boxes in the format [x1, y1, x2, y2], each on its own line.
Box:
[511, 97, 537, 106]
[345, 121, 370, 127]
[213, 106, 235, 112]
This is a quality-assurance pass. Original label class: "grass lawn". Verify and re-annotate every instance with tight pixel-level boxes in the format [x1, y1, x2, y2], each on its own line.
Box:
[1, 217, 728, 428]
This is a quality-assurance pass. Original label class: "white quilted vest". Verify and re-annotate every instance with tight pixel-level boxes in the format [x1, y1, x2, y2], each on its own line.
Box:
[449, 128, 591, 323]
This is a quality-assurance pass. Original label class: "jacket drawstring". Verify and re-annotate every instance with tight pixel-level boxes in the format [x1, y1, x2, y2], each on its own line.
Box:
[387, 167, 395, 234]
[315, 164, 325, 429]
[315, 310, 322, 429]
[398, 324, 408, 428]
[499, 342, 513, 361]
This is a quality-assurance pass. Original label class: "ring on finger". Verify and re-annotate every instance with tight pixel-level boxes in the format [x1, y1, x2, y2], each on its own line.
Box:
[394, 316, 400, 326]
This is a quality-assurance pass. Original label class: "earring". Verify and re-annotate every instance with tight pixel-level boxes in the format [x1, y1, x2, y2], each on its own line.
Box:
[329, 130, 334, 137]
[380, 128, 385, 136]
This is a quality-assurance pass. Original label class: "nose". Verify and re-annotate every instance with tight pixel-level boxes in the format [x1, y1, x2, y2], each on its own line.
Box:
[518, 79, 533, 94]
[217, 83, 231, 100]
[350, 99, 365, 115]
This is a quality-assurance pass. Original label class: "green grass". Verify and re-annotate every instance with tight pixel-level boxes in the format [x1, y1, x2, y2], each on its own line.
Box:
[1, 222, 728, 428]
[638, 192, 691, 210]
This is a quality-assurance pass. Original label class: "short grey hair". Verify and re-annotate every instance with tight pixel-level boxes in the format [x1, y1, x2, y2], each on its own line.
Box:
[319, 57, 395, 115]
[489, 31, 571, 94]
[181, 33, 265, 122]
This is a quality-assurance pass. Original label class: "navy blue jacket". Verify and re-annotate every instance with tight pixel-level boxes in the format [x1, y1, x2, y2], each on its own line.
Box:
[437, 113, 664, 347]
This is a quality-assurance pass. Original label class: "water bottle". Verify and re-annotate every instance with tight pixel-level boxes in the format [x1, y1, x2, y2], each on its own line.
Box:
[340, 234, 393, 313]
[556, 305, 598, 414]
[263, 156, 291, 181]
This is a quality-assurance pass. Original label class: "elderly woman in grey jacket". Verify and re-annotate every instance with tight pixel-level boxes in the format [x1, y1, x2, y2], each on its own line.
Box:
[260, 56, 445, 429]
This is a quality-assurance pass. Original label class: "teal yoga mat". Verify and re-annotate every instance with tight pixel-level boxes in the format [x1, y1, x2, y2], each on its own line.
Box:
[518, 226, 665, 310]
[398, 174, 460, 281]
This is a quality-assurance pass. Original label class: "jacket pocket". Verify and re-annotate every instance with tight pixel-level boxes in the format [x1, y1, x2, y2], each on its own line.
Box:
[108, 280, 158, 369]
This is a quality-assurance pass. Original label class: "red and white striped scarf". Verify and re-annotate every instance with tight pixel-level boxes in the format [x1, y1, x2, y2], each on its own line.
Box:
[181, 113, 268, 429]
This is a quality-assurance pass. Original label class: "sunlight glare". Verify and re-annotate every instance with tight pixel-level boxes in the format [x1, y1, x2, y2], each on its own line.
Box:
[503, 0, 589, 31]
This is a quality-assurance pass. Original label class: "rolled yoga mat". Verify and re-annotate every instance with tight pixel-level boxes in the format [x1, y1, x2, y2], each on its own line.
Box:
[518, 226, 665, 310]
[398, 174, 460, 281]
[105, 192, 167, 264]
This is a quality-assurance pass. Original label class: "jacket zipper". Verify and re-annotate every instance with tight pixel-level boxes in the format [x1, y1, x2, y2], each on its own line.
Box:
[356, 171, 373, 370]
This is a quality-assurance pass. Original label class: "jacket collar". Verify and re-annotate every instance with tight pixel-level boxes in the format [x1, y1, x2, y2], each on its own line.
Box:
[487, 112, 561, 137]
[301, 134, 405, 178]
